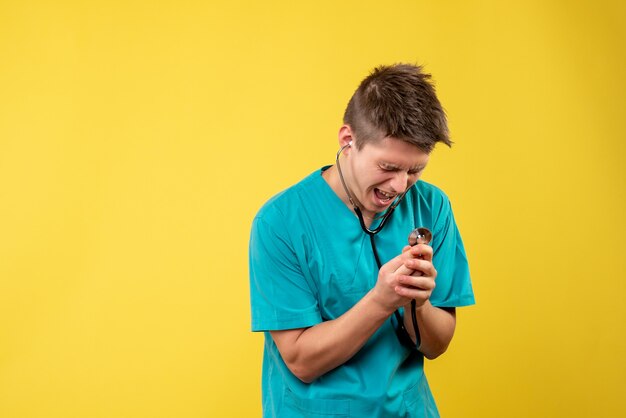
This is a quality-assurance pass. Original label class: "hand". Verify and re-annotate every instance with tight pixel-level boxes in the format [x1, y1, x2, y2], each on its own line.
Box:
[371, 244, 437, 312]
[396, 244, 437, 309]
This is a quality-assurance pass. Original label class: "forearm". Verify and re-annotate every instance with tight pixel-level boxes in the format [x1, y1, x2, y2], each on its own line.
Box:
[403, 301, 456, 359]
[271, 289, 393, 383]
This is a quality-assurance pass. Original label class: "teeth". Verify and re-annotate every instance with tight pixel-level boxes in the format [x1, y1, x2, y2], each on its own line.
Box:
[377, 189, 395, 201]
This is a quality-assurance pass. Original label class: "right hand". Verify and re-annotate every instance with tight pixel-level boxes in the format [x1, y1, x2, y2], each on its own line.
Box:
[371, 245, 436, 312]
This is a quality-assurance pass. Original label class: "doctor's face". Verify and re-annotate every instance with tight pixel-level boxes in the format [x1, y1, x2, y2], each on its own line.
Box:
[344, 136, 430, 218]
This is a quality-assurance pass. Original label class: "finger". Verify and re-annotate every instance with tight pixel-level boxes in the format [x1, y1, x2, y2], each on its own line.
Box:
[401, 245, 412, 253]
[394, 264, 414, 276]
[406, 244, 433, 261]
[396, 249, 424, 275]
[381, 253, 406, 273]
[400, 247, 421, 262]
[403, 258, 437, 278]
[394, 284, 434, 301]
[397, 274, 436, 291]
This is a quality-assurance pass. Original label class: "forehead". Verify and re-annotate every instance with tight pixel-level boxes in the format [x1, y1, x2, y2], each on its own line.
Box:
[360, 137, 430, 167]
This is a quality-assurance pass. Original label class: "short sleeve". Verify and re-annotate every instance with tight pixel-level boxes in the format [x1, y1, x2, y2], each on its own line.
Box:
[429, 199, 475, 308]
[249, 213, 322, 332]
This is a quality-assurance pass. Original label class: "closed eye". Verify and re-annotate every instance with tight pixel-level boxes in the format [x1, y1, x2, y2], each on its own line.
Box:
[379, 163, 426, 175]
[379, 164, 398, 172]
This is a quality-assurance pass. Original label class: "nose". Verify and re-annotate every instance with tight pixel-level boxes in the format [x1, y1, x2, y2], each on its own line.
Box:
[389, 171, 409, 193]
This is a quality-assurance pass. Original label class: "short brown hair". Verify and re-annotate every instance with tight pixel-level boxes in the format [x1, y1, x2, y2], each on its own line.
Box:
[343, 63, 451, 153]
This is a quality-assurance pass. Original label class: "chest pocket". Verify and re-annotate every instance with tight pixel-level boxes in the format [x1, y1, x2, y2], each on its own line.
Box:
[313, 234, 378, 319]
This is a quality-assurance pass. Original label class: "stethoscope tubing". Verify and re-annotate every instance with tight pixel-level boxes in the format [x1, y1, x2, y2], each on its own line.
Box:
[335, 143, 421, 350]
[335, 143, 407, 235]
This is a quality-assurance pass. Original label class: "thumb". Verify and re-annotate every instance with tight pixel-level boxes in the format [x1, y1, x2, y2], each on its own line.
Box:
[380, 253, 404, 273]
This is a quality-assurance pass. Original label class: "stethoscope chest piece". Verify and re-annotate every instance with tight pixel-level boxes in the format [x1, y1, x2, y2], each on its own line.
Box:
[408, 227, 432, 246]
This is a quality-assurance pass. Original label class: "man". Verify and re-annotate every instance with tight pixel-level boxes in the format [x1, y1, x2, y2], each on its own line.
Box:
[249, 64, 475, 417]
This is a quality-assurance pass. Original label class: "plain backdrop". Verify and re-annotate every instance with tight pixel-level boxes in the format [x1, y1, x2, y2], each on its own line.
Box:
[1, 1, 625, 417]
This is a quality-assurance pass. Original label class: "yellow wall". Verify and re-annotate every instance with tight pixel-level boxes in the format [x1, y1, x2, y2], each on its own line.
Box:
[1, 1, 624, 417]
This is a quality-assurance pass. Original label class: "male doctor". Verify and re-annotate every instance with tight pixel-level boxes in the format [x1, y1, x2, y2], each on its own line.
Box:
[249, 63, 475, 417]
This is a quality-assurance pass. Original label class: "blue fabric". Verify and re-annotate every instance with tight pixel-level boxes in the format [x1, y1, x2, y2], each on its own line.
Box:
[249, 167, 475, 417]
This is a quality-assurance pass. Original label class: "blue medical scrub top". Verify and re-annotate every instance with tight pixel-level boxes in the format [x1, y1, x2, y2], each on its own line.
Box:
[249, 167, 475, 418]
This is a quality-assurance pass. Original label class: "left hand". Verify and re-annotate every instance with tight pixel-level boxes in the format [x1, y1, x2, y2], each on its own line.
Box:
[393, 244, 437, 308]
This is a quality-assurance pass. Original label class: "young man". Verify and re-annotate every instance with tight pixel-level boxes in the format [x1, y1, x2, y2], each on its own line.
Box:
[249, 64, 475, 417]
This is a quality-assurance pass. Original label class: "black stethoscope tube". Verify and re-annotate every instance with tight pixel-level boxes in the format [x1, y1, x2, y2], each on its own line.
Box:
[335, 143, 421, 350]
[369, 232, 421, 349]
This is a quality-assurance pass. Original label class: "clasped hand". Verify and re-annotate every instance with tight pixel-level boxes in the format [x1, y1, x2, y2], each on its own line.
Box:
[372, 244, 437, 313]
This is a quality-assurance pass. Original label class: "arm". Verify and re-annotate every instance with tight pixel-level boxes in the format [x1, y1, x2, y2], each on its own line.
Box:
[398, 244, 457, 359]
[270, 252, 416, 383]
[403, 302, 456, 359]
[270, 290, 393, 383]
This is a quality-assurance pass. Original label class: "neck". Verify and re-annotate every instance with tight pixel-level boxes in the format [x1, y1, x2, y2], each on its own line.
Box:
[322, 165, 376, 227]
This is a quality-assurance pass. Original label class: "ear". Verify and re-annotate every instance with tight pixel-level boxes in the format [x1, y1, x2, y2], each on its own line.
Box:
[338, 125, 354, 153]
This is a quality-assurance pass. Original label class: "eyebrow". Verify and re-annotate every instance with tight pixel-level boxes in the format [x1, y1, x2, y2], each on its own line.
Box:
[381, 162, 427, 171]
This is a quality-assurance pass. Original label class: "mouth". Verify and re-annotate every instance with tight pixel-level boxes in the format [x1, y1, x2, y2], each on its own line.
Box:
[373, 188, 397, 206]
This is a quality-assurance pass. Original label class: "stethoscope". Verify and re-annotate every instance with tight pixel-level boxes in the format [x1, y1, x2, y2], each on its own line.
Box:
[335, 142, 408, 235]
[335, 142, 432, 350]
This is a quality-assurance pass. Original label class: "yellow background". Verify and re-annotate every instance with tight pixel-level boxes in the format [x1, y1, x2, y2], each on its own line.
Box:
[1, 1, 624, 417]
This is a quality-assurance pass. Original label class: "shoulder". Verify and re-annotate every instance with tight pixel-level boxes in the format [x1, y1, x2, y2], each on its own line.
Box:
[407, 179, 452, 213]
[254, 168, 325, 225]
[411, 179, 448, 200]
